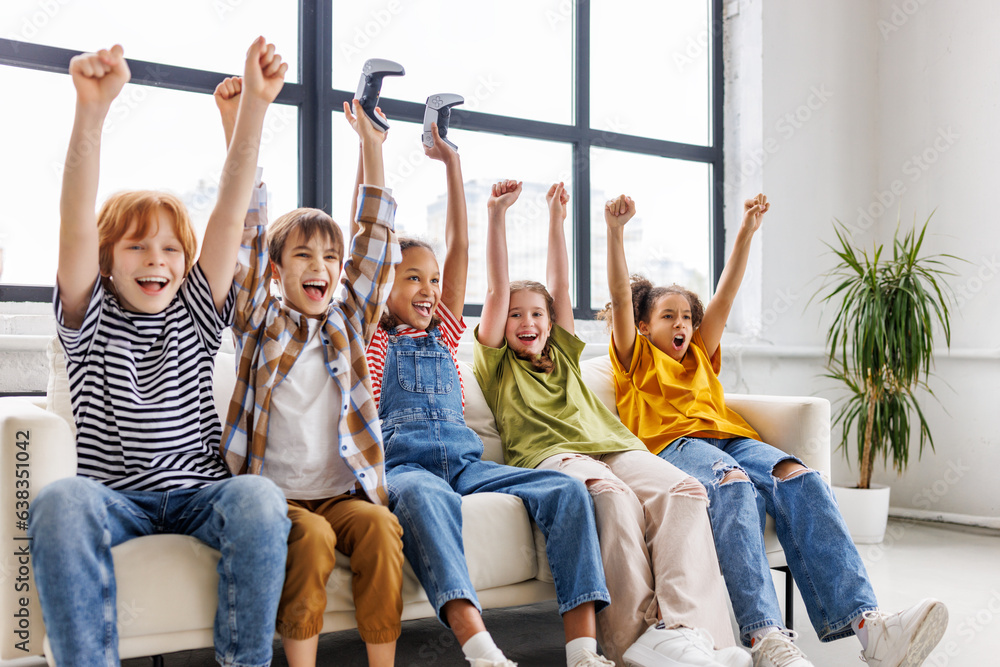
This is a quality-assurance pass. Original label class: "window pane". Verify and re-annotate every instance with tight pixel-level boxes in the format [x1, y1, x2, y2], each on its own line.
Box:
[331, 0, 572, 124]
[0, 66, 298, 285]
[1, 0, 299, 83]
[589, 147, 711, 310]
[332, 118, 574, 305]
[591, 0, 711, 145]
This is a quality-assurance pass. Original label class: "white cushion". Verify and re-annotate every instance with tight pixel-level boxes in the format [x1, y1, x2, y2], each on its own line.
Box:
[44, 337, 75, 436]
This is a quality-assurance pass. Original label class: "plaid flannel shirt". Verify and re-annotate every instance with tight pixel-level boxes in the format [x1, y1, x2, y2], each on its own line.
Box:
[220, 179, 399, 505]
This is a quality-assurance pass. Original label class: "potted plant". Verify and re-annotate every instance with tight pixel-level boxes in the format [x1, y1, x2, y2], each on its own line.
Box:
[815, 214, 960, 543]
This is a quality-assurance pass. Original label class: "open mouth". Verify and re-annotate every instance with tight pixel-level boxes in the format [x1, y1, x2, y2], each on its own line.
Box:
[302, 280, 328, 301]
[136, 276, 168, 293]
[413, 301, 433, 318]
[672, 334, 686, 350]
[517, 333, 538, 343]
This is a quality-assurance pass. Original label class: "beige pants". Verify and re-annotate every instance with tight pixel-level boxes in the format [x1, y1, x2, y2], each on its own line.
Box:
[539, 450, 734, 664]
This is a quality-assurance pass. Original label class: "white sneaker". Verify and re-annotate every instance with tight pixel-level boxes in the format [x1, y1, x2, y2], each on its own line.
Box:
[572, 648, 616, 667]
[623, 625, 732, 667]
[749, 630, 813, 667]
[469, 660, 518, 667]
[716, 644, 753, 667]
[860, 599, 948, 667]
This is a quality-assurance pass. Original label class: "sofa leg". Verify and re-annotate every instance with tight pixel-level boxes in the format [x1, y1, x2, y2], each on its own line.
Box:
[151, 657, 165, 667]
[773, 565, 795, 630]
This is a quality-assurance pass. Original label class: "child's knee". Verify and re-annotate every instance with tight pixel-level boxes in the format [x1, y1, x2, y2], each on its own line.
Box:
[772, 458, 810, 481]
[668, 475, 709, 500]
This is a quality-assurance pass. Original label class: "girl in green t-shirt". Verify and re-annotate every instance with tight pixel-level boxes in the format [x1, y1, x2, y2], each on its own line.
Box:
[474, 180, 746, 667]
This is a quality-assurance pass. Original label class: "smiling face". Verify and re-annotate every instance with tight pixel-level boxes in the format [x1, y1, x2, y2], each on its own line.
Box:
[386, 245, 441, 329]
[639, 292, 695, 361]
[272, 227, 342, 317]
[504, 288, 553, 358]
[107, 210, 187, 314]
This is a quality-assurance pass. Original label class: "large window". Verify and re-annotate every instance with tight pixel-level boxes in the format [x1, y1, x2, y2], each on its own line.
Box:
[0, 0, 723, 316]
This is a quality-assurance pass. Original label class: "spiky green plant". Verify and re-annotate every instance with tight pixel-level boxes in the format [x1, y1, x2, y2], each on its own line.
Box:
[815, 214, 960, 489]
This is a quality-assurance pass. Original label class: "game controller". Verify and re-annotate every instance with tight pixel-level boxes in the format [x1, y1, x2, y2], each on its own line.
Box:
[422, 93, 465, 151]
[355, 58, 405, 132]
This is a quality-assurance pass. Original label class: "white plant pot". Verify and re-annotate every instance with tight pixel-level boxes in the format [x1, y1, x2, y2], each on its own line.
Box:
[833, 483, 891, 544]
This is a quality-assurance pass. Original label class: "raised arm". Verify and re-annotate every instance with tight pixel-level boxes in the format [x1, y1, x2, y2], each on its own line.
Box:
[346, 102, 387, 240]
[699, 193, 769, 357]
[545, 182, 574, 335]
[605, 194, 638, 367]
[477, 179, 521, 348]
[424, 123, 469, 317]
[58, 44, 131, 329]
[198, 37, 286, 314]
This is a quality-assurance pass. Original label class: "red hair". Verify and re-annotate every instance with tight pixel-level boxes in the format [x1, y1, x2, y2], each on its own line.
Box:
[97, 191, 197, 277]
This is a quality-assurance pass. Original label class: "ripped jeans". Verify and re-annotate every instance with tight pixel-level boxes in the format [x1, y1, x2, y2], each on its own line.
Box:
[538, 450, 734, 664]
[659, 437, 878, 646]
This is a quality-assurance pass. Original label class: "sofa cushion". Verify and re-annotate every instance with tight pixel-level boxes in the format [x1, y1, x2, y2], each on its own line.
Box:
[44, 337, 75, 436]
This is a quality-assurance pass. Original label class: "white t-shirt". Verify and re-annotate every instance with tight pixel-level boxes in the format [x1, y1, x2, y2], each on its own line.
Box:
[264, 314, 358, 500]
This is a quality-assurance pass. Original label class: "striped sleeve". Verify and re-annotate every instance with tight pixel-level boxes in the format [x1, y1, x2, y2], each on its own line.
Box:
[435, 303, 467, 409]
[54, 277, 103, 365]
[366, 327, 389, 410]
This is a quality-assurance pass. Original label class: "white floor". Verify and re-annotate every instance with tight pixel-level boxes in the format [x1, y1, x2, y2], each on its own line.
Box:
[100, 518, 1000, 666]
[787, 519, 1000, 666]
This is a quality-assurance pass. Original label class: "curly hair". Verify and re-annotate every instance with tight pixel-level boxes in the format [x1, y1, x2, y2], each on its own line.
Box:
[508, 280, 555, 373]
[596, 274, 705, 330]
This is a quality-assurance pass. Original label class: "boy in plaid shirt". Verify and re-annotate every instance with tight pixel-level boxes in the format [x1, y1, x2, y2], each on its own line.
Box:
[217, 85, 402, 667]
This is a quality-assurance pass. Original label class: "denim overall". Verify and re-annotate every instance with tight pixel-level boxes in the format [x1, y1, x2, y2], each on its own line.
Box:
[379, 328, 609, 622]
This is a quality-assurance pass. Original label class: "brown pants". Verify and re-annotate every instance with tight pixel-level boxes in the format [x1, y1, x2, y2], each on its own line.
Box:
[278, 495, 404, 643]
[539, 450, 734, 665]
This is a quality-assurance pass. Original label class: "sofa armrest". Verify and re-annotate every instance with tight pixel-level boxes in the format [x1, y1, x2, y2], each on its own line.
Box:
[725, 394, 831, 481]
[0, 398, 77, 658]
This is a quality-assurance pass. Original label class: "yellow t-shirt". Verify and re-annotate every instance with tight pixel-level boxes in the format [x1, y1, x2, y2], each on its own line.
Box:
[611, 329, 759, 455]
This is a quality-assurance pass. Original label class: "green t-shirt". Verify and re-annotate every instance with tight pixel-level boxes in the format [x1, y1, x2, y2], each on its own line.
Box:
[473, 324, 647, 469]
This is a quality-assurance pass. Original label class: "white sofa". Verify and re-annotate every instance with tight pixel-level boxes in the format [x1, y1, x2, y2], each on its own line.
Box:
[0, 340, 830, 663]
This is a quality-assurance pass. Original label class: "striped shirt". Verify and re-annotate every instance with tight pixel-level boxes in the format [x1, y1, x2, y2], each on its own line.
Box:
[367, 302, 467, 411]
[221, 181, 399, 506]
[55, 265, 235, 491]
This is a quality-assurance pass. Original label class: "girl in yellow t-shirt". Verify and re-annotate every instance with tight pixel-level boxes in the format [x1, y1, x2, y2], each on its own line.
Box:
[602, 193, 947, 667]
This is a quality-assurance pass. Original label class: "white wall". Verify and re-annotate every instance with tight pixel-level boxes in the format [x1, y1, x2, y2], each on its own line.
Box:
[724, 0, 999, 522]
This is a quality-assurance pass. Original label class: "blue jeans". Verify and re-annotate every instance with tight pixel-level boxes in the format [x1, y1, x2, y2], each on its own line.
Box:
[379, 329, 610, 624]
[659, 436, 878, 646]
[28, 475, 290, 667]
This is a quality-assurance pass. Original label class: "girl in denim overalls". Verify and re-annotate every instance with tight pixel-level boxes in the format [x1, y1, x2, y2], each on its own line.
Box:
[363, 129, 613, 667]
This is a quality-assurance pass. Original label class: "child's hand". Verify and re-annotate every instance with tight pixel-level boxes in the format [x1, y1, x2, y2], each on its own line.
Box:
[487, 179, 522, 213]
[214, 76, 242, 147]
[742, 193, 769, 233]
[241, 37, 287, 105]
[68, 44, 130, 108]
[546, 182, 570, 222]
[344, 100, 386, 145]
[424, 122, 457, 165]
[605, 194, 636, 229]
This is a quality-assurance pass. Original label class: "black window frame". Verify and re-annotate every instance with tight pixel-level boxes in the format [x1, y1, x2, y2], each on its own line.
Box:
[0, 0, 724, 318]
